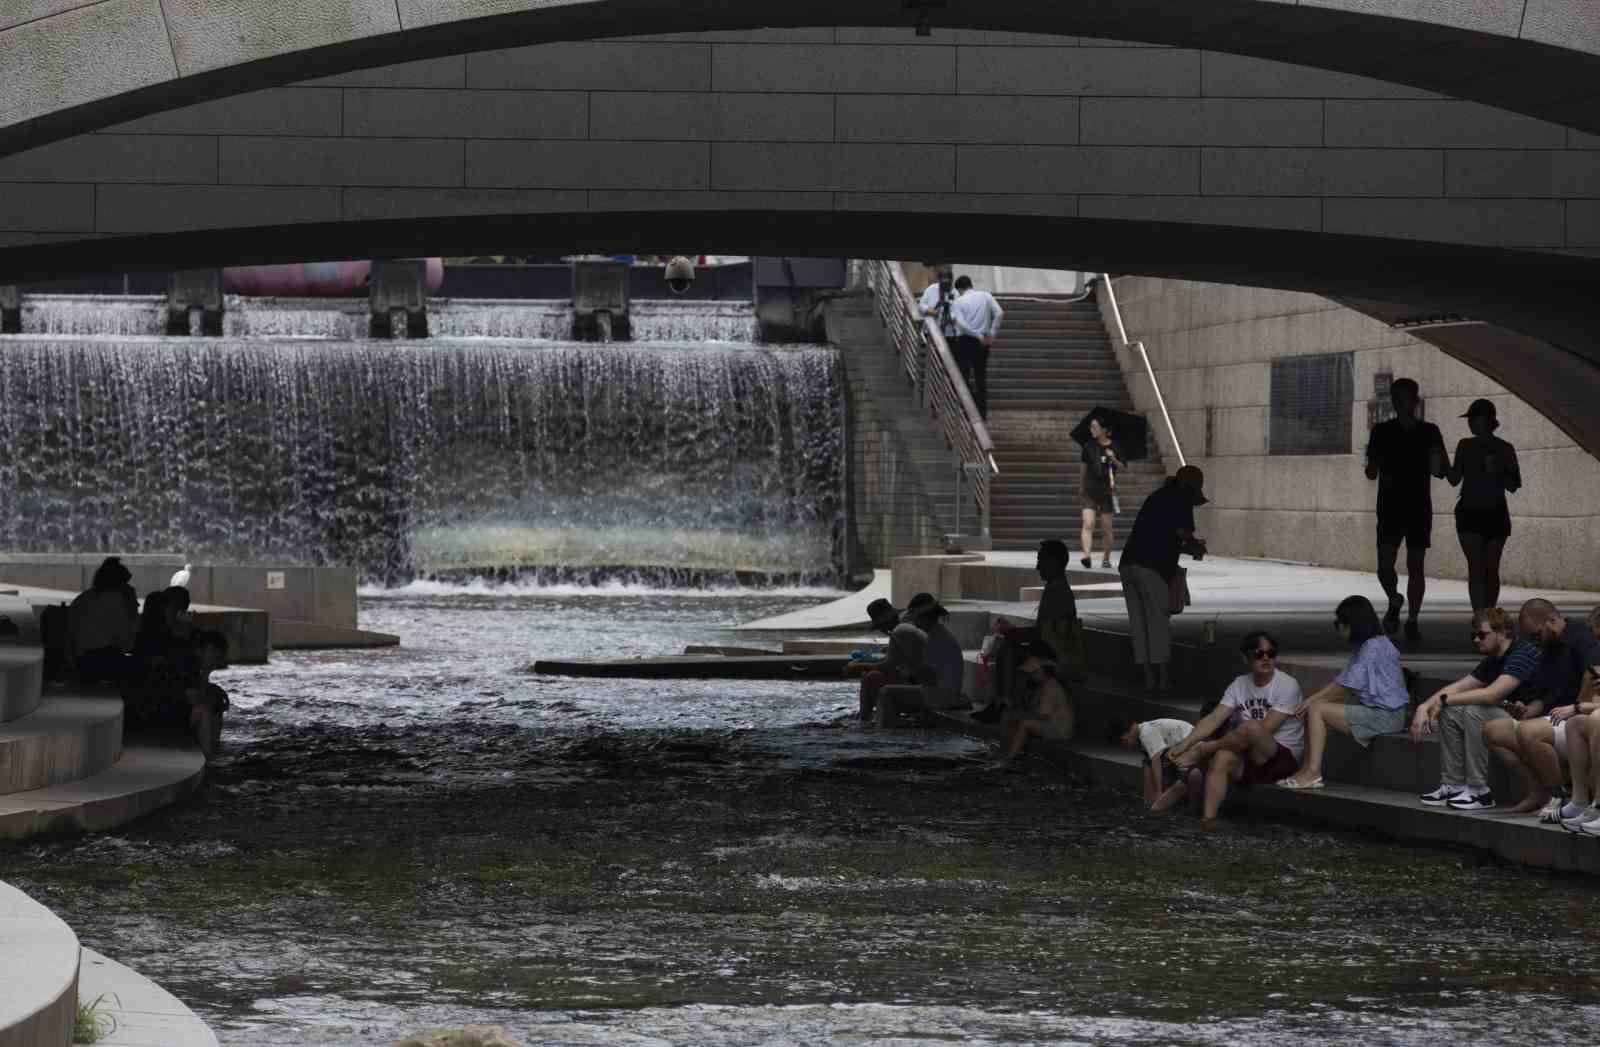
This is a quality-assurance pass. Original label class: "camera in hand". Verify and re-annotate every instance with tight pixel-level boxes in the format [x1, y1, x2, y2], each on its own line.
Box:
[1181, 536, 1207, 560]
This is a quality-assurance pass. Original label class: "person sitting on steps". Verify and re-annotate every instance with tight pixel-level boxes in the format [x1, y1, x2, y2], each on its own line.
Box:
[1486, 599, 1600, 822]
[972, 539, 1080, 723]
[1279, 596, 1411, 790]
[874, 593, 968, 727]
[1164, 630, 1304, 818]
[844, 597, 903, 679]
[859, 622, 932, 723]
[1409, 606, 1541, 811]
[67, 556, 140, 683]
[990, 641, 1074, 769]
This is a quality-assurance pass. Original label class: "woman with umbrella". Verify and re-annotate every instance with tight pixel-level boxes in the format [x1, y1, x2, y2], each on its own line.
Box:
[1076, 411, 1131, 569]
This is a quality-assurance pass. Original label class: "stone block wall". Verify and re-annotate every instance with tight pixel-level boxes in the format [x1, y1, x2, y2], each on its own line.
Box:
[1109, 277, 1600, 592]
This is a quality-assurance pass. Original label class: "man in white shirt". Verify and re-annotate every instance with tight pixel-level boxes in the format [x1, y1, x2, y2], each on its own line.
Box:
[1163, 630, 1304, 820]
[917, 265, 960, 342]
[948, 275, 1004, 419]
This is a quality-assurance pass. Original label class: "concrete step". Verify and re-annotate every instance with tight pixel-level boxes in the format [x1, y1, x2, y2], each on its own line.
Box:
[78, 948, 219, 1047]
[0, 647, 43, 725]
[0, 744, 206, 840]
[0, 881, 79, 1047]
[0, 696, 123, 796]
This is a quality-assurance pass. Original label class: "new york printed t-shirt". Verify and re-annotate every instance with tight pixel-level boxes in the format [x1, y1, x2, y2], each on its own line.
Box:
[1221, 670, 1305, 759]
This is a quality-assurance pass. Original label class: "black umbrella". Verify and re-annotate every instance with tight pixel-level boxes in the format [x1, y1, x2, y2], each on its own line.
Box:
[1070, 406, 1150, 461]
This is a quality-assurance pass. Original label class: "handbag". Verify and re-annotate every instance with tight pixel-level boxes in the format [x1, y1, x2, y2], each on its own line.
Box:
[1167, 566, 1191, 615]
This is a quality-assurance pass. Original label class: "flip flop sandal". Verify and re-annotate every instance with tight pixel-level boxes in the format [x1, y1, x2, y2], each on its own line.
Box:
[1279, 776, 1324, 790]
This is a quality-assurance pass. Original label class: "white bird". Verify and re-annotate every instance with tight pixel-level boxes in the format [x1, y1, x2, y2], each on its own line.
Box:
[169, 562, 192, 588]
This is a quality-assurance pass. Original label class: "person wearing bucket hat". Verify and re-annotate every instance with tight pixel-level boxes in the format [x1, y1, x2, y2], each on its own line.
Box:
[1447, 398, 1521, 611]
[1119, 467, 1209, 693]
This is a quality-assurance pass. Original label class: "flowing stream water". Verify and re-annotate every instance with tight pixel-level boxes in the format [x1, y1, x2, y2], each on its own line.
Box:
[3, 586, 1599, 1046]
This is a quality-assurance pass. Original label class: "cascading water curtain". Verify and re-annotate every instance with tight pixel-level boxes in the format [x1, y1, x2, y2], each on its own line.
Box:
[0, 340, 846, 585]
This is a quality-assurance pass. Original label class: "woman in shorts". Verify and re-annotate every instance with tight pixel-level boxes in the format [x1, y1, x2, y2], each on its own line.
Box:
[1448, 398, 1520, 611]
[1078, 417, 1125, 569]
[1279, 595, 1411, 789]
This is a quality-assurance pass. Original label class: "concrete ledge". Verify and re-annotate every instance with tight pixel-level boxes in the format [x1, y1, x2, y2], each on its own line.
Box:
[0, 696, 122, 796]
[0, 648, 42, 725]
[270, 617, 398, 650]
[78, 947, 218, 1047]
[0, 745, 205, 840]
[0, 881, 79, 1047]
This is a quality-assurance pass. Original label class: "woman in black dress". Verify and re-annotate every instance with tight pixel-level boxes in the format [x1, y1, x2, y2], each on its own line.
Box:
[1079, 417, 1125, 569]
[1448, 398, 1520, 610]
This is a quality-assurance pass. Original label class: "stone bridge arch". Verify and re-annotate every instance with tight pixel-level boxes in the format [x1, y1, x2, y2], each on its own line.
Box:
[3, 1, 1599, 156]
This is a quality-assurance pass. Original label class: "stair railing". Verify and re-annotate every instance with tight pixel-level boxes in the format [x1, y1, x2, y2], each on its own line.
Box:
[1097, 274, 1186, 467]
[855, 259, 998, 537]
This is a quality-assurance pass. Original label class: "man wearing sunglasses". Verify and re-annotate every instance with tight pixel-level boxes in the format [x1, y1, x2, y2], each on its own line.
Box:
[1161, 630, 1303, 820]
[1409, 607, 1541, 810]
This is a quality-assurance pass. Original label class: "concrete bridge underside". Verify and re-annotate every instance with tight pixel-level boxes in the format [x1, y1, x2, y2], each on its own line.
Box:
[3, 1, 1599, 153]
[0, 13, 1597, 459]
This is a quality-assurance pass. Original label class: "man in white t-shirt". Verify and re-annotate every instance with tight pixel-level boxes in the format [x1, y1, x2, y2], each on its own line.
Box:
[1163, 630, 1304, 820]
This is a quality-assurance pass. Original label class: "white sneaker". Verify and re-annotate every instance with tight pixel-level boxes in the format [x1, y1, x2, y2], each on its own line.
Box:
[1419, 785, 1462, 807]
[1537, 797, 1567, 823]
[1561, 802, 1600, 831]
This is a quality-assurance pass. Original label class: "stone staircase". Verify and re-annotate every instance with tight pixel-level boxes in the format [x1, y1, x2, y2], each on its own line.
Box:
[0, 597, 207, 840]
[986, 291, 1169, 554]
[828, 295, 971, 567]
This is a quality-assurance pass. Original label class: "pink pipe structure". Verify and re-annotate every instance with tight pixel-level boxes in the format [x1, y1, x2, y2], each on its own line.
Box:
[222, 259, 444, 297]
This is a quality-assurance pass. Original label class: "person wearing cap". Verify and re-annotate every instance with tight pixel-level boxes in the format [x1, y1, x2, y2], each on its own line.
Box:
[1446, 398, 1521, 611]
[1364, 378, 1450, 643]
[844, 597, 903, 679]
[873, 593, 969, 726]
[1118, 465, 1208, 694]
[860, 622, 934, 723]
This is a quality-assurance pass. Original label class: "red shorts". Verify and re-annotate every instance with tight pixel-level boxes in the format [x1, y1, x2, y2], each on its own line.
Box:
[1239, 743, 1299, 786]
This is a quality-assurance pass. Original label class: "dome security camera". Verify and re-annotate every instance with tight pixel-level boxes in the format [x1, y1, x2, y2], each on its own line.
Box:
[664, 255, 695, 294]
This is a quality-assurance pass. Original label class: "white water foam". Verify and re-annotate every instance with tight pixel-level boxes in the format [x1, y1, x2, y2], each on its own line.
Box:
[359, 578, 849, 599]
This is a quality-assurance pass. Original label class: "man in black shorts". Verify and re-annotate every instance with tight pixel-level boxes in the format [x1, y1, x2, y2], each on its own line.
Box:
[1365, 378, 1449, 643]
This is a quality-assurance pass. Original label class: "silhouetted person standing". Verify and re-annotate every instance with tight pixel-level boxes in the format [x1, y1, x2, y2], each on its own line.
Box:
[1365, 378, 1449, 643]
[949, 275, 1003, 419]
[1448, 398, 1520, 611]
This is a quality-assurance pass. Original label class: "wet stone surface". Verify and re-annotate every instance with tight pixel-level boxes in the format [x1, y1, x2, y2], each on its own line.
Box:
[4, 587, 1600, 1045]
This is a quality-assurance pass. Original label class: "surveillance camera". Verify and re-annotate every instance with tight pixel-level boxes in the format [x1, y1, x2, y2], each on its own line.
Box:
[664, 255, 695, 294]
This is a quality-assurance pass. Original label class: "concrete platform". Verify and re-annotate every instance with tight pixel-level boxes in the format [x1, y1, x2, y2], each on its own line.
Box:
[270, 617, 399, 650]
[78, 947, 218, 1047]
[0, 745, 206, 840]
[533, 653, 852, 681]
[0, 696, 123, 796]
[0, 881, 78, 1047]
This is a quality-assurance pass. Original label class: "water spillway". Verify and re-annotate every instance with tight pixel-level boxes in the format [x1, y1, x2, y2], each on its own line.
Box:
[0, 299, 843, 586]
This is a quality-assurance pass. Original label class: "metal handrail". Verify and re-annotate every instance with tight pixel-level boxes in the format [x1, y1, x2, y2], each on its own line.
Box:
[1098, 274, 1186, 468]
[856, 259, 998, 535]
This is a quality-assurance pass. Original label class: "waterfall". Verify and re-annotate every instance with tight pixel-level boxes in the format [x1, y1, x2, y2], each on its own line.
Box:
[18, 296, 762, 344]
[0, 330, 843, 587]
